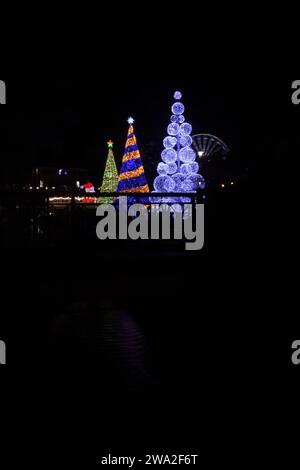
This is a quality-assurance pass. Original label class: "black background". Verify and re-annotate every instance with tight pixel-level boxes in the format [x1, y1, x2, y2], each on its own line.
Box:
[0, 11, 298, 463]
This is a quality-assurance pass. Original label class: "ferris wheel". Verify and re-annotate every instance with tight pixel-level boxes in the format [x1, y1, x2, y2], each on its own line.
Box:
[192, 134, 229, 161]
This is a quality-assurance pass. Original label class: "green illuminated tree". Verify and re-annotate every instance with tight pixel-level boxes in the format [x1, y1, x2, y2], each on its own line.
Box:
[98, 140, 119, 203]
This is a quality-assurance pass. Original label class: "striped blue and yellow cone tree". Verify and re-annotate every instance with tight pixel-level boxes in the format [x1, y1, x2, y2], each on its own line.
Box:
[116, 117, 149, 203]
[98, 140, 119, 203]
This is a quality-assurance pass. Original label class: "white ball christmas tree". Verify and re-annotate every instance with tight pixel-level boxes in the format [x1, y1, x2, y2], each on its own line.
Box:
[152, 91, 205, 202]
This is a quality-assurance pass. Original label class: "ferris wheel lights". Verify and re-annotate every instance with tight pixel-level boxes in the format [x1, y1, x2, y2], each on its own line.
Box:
[192, 134, 229, 160]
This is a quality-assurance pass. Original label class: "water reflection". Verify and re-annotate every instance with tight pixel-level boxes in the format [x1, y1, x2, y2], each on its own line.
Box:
[51, 301, 154, 391]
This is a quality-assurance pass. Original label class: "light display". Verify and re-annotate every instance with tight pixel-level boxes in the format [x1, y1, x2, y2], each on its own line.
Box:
[116, 118, 149, 204]
[81, 182, 95, 193]
[191, 133, 229, 160]
[98, 140, 119, 203]
[49, 196, 98, 204]
[152, 91, 205, 203]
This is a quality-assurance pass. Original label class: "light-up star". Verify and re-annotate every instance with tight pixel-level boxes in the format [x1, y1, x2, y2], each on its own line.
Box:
[107, 140, 114, 148]
[127, 117, 135, 124]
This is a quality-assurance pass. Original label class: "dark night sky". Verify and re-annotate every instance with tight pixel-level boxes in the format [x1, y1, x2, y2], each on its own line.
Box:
[1, 11, 300, 453]
[0, 72, 297, 189]
[1, 1, 297, 189]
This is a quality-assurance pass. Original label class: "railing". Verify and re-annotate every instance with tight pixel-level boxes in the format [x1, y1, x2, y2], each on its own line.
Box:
[0, 190, 204, 244]
[45, 191, 202, 205]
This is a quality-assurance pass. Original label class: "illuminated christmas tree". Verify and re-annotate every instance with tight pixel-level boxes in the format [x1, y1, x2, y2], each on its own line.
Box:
[116, 117, 149, 203]
[98, 140, 119, 203]
[152, 91, 205, 203]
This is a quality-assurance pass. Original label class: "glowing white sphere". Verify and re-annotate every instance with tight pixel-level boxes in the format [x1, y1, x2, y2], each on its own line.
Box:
[174, 91, 182, 100]
[163, 176, 176, 191]
[179, 122, 192, 136]
[186, 174, 205, 190]
[163, 136, 177, 149]
[166, 162, 177, 174]
[161, 148, 177, 163]
[180, 163, 190, 175]
[189, 162, 199, 173]
[171, 172, 185, 191]
[167, 123, 180, 136]
[182, 179, 194, 192]
[171, 102, 185, 115]
[179, 146, 196, 163]
[179, 135, 192, 147]
[178, 115, 185, 123]
[181, 162, 199, 175]
[170, 115, 179, 123]
[180, 164, 190, 175]
[154, 175, 167, 192]
[157, 162, 168, 175]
